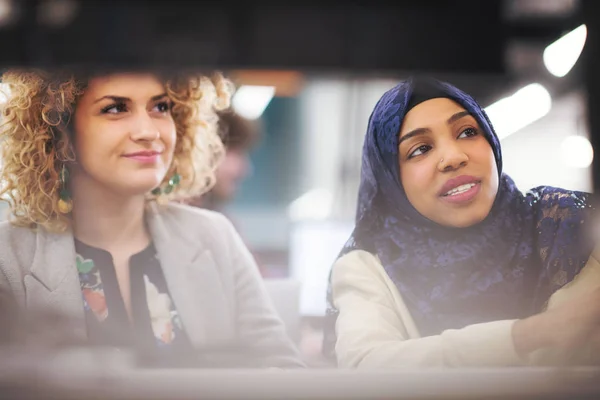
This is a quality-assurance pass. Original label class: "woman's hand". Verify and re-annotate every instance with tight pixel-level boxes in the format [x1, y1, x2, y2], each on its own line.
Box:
[513, 287, 600, 361]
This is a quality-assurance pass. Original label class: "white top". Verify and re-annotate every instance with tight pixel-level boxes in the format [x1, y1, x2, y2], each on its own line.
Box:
[331, 248, 600, 368]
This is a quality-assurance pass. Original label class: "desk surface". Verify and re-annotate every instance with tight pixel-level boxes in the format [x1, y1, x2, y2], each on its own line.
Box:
[1, 350, 599, 400]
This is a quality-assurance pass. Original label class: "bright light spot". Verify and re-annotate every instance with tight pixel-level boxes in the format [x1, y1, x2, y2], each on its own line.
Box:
[543, 24, 587, 78]
[485, 83, 552, 140]
[231, 85, 275, 120]
[560, 135, 594, 168]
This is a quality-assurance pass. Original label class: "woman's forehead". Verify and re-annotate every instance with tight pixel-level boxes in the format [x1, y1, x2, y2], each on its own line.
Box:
[401, 98, 468, 132]
[84, 73, 165, 97]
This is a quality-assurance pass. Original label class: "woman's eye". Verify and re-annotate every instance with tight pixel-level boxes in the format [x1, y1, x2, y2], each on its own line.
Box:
[408, 144, 432, 159]
[458, 127, 478, 139]
[153, 101, 172, 113]
[101, 102, 127, 114]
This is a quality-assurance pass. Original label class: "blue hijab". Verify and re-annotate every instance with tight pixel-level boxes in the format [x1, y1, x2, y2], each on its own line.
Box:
[322, 77, 596, 357]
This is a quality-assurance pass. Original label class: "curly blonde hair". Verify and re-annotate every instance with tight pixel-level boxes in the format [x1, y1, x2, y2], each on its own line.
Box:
[0, 69, 234, 232]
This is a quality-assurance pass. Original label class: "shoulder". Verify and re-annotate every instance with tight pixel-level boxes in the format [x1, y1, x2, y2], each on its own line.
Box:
[525, 186, 595, 232]
[151, 202, 242, 256]
[0, 220, 37, 281]
[526, 186, 598, 254]
[155, 202, 236, 236]
[332, 249, 385, 284]
[335, 249, 380, 268]
[525, 185, 592, 210]
[0, 220, 37, 255]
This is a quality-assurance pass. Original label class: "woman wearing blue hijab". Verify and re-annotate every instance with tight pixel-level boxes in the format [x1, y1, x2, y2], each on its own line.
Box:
[324, 77, 600, 368]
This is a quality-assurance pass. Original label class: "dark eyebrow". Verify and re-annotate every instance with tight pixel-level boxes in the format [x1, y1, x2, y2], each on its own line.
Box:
[93, 95, 128, 104]
[150, 93, 169, 102]
[446, 110, 471, 125]
[398, 127, 431, 146]
[93, 93, 168, 104]
[398, 111, 472, 146]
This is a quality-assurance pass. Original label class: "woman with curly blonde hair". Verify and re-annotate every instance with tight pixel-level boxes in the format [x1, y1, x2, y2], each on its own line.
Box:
[0, 69, 303, 368]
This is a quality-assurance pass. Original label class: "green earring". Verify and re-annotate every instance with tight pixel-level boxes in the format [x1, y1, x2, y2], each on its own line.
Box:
[152, 173, 181, 196]
[57, 165, 73, 214]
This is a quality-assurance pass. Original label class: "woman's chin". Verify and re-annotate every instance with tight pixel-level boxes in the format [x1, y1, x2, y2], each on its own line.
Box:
[435, 210, 490, 228]
[116, 180, 165, 197]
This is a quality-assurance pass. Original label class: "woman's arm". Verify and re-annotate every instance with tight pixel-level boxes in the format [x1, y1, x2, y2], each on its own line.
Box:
[220, 215, 305, 368]
[333, 250, 600, 368]
[332, 250, 524, 368]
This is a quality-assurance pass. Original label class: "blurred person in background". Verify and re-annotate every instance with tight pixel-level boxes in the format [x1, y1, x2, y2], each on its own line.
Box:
[323, 77, 600, 368]
[187, 109, 260, 212]
[185, 108, 275, 278]
[0, 69, 303, 369]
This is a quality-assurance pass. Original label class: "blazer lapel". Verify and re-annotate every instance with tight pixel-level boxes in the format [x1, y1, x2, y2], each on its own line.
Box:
[24, 228, 87, 340]
[146, 204, 233, 349]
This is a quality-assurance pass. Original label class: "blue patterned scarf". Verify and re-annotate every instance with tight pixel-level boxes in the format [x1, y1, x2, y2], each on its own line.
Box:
[322, 78, 596, 357]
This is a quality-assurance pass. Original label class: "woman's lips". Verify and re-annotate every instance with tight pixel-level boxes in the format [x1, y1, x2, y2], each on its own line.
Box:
[123, 151, 161, 163]
[439, 181, 481, 205]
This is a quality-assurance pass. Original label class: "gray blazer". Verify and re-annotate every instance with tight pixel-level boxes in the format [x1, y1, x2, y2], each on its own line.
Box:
[0, 202, 304, 368]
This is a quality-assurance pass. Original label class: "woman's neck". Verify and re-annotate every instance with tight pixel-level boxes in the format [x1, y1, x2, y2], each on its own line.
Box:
[70, 173, 150, 253]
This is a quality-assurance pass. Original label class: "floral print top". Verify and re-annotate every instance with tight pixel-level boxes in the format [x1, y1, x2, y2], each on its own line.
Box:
[75, 239, 192, 358]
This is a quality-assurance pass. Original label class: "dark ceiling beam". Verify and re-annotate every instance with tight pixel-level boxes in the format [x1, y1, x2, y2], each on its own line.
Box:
[0, 1, 504, 73]
[0, 0, 582, 82]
